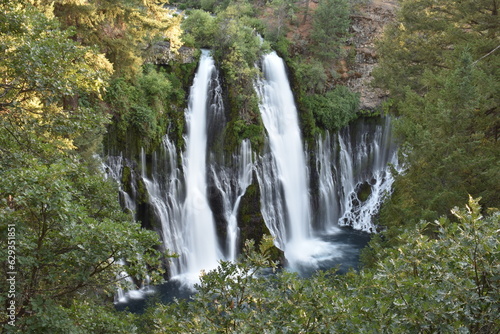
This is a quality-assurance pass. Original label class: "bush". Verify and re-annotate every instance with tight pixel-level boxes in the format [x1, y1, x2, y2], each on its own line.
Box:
[137, 198, 500, 333]
[303, 86, 359, 132]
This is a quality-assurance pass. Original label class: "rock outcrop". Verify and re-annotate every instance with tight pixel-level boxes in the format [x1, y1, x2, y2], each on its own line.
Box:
[145, 41, 197, 65]
[346, 0, 397, 110]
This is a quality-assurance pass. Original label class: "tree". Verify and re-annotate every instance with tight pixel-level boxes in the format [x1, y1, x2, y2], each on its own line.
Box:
[374, 0, 499, 99]
[261, 0, 299, 42]
[0, 1, 113, 157]
[310, 0, 351, 61]
[41, 0, 183, 79]
[374, 0, 500, 226]
[0, 3, 163, 331]
[181, 9, 217, 48]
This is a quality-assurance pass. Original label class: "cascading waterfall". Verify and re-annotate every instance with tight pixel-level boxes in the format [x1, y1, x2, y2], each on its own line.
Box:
[106, 47, 400, 298]
[210, 139, 253, 262]
[177, 50, 222, 284]
[255, 52, 335, 271]
[315, 117, 398, 232]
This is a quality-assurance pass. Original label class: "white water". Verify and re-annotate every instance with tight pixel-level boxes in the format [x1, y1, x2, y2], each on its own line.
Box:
[256, 52, 335, 271]
[177, 50, 222, 285]
[316, 118, 398, 232]
[316, 117, 398, 232]
[210, 139, 253, 261]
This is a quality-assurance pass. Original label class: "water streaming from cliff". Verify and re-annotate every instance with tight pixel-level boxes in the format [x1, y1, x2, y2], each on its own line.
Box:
[106, 49, 399, 304]
[255, 52, 336, 271]
[176, 50, 222, 285]
[210, 139, 253, 262]
[315, 117, 398, 233]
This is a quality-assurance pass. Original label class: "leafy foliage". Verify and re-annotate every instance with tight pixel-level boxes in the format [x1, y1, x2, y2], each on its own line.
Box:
[0, 2, 163, 332]
[138, 199, 500, 333]
[303, 85, 360, 132]
[181, 10, 217, 48]
[104, 64, 187, 154]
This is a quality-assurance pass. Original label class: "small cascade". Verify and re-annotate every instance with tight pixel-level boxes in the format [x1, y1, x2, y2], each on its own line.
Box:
[256, 52, 334, 271]
[315, 133, 340, 232]
[315, 117, 399, 232]
[102, 155, 136, 213]
[210, 139, 253, 261]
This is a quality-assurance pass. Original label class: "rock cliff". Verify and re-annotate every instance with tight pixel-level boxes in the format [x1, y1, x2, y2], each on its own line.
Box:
[346, 0, 397, 110]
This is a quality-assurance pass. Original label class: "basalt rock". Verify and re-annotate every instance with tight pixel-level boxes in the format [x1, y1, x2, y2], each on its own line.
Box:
[346, 0, 397, 111]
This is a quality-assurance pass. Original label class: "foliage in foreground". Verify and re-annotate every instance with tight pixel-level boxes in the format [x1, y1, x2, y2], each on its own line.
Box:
[0, 2, 163, 332]
[140, 198, 499, 333]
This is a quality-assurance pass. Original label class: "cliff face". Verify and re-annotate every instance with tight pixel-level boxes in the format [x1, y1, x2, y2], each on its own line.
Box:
[345, 0, 397, 110]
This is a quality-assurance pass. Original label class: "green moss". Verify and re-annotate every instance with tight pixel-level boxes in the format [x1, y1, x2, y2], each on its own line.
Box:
[121, 165, 132, 194]
[135, 176, 149, 205]
[357, 181, 372, 202]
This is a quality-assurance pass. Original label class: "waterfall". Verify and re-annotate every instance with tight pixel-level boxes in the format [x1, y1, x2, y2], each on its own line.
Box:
[315, 117, 399, 232]
[210, 139, 253, 262]
[256, 52, 335, 271]
[256, 52, 312, 241]
[177, 50, 222, 284]
[105, 48, 399, 290]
